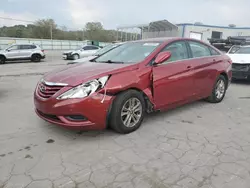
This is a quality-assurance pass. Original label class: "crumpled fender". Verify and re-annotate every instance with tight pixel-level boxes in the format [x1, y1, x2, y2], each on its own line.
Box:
[104, 67, 154, 105]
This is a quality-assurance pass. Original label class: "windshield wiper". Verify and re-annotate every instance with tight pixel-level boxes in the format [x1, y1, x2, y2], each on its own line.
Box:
[98, 60, 124, 64]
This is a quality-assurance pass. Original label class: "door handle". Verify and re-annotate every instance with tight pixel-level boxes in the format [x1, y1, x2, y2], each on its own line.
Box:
[187, 66, 192, 69]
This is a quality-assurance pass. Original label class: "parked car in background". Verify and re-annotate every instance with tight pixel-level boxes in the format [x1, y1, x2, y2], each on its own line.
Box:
[34, 38, 232, 134]
[0, 44, 45, 64]
[227, 45, 250, 80]
[67, 43, 124, 65]
[62, 45, 101, 60]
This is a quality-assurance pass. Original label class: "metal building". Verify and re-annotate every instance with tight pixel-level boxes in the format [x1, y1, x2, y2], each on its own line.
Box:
[117, 20, 250, 43]
[116, 20, 179, 41]
[177, 23, 250, 43]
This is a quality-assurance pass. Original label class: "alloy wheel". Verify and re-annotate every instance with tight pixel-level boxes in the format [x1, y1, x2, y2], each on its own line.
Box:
[215, 79, 225, 99]
[121, 97, 142, 128]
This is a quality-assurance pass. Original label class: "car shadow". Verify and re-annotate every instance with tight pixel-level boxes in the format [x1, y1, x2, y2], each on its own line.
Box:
[144, 100, 208, 122]
[38, 100, 209, 140]
[231, 79, 250, 85]
[2, 60, 46, 65]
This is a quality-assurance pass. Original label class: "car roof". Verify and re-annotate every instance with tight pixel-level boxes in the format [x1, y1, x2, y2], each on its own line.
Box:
[10, 43, 39, 47]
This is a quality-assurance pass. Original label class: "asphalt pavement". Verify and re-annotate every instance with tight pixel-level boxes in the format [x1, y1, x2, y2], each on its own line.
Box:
[0, 57, 250, 188]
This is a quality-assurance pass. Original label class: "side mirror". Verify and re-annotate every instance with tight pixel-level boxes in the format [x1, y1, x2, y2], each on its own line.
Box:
[154, 51, 171, 65]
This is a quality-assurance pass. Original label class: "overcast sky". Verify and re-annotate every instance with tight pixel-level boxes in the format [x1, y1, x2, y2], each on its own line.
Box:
[1, 0, 250, 29]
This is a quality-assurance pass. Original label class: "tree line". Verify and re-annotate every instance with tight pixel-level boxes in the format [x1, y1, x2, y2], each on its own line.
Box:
[0, 19, 140, 42]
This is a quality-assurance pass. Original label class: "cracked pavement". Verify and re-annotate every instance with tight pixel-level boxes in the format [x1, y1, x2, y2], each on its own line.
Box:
[1, 59, 250, 188]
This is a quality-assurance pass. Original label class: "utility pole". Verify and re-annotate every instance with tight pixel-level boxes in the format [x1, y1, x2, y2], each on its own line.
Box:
[50, 24, 53, 50]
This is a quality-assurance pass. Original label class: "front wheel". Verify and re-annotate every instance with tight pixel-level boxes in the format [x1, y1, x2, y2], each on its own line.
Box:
[109, 90, 146, 134]
[206, 75, 227, 103]
[72, 54, 80, 60]
[0, 56, 5, 64]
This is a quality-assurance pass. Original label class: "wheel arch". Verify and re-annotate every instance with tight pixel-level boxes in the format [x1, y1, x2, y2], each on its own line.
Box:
[32, 53, 42, 57]
[106, 87, 154, 119]
[219, 72, 229, 89]
[0, 54, 6, 59]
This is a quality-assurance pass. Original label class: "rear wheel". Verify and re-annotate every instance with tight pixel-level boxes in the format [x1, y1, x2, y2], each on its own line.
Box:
[206, 75, 227, 103]
[0, 56, 5, 64]
[109, 90, 146, 134]
[31, 54, 41, 62]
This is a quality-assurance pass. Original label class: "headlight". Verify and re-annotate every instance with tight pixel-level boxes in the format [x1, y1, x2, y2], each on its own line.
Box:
[57, 76, 109, 100]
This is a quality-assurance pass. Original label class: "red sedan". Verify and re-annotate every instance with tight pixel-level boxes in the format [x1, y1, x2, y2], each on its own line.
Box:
[34, 38, 232, 134]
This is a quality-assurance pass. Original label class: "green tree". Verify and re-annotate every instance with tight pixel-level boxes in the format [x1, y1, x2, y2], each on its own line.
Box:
[33, 19, 57, 39]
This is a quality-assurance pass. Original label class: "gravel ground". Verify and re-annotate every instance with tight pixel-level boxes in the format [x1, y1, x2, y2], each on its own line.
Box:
[0, 58, 250, 188]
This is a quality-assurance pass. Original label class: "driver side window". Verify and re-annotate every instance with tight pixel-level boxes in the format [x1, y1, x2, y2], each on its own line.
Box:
[161, 41, 189, 64]
[8, 45, 19, 51]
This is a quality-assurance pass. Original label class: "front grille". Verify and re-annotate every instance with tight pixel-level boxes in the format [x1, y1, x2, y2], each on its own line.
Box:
[63, 53, 71, 56]
[232, 63, 250, 71]
[37, 110, 61, 122]
[37, 82, 64, 99]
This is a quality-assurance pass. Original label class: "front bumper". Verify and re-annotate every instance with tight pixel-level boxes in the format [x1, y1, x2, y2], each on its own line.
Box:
[34, 91, 114, 130]
[232, 71, 250, 79]
[232, 63, 250, 79]
[63, 53, 74, 60]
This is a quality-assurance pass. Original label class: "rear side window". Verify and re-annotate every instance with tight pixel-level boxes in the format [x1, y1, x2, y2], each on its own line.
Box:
[161, 41, 189, 63]
[20, 45, 35, 50]
[189, 41, 211, 58]
[89, 46, 99, 50]
[83, 46, 97, 50]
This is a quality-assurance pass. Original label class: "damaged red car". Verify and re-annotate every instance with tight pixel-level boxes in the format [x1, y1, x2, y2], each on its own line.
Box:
[34, 38, 232, 134]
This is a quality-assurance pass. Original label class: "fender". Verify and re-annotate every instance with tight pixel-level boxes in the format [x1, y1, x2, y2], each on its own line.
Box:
[104, 66, 155, 105]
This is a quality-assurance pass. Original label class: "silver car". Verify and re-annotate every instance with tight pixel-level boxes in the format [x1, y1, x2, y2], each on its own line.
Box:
[0, 44, 45, 64]
[67, 43, 125, 65]
[62, 45, 101, 60]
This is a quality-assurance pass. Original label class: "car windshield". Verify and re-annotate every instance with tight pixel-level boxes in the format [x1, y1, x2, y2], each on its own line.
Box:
[229, 46, 250, 54]
[94, 44, 119, 56]
[75, 46, 83, 50]
[94, 42, 161, 64]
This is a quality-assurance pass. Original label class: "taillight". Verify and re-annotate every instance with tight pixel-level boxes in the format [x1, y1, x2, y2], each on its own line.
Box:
[42, 50, 45, 52]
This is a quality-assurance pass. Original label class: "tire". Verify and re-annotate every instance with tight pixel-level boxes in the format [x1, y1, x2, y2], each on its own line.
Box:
[72, 54, 80, 60]
[206, 75, 227, 103]
[109, 90, 146, 134]
[0, 56, 5, 64]
[31, 54, 41, 62]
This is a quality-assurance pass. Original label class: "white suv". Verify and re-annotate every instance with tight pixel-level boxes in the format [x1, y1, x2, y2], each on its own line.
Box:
[0, 44, 45, 64]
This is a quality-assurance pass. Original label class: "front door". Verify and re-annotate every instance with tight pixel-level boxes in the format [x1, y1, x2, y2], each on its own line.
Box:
[5, 45, 20, 59]
[153, 41, 196, 109]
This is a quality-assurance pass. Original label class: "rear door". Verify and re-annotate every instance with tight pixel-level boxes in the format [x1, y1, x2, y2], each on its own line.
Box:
[153, 40, 197, 109]
[81, 46, 99, 57]
[19, 45, 34, 58]
[88, 46, 100, 55]
[187, 41, 221, 97]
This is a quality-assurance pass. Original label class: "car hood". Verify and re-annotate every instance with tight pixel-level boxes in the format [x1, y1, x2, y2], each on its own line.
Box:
[63, 50, 73, 54]
[69, 56, 97, 64]
[43, 62, 137, 87]
[227, 54, 250, 64]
